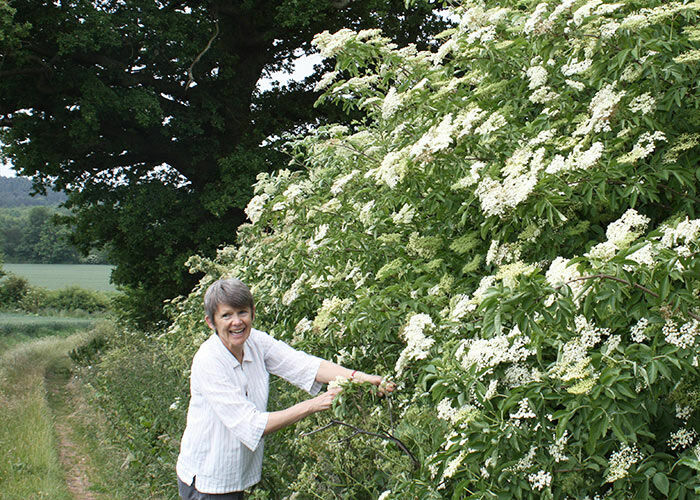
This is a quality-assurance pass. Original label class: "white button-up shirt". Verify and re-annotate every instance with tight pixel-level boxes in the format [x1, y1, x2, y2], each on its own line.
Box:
[176, 328, 322, 494]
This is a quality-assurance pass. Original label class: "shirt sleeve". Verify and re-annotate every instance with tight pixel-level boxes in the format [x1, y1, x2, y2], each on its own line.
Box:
[259, 332, 323, 395]
[191, 355, 269, 452]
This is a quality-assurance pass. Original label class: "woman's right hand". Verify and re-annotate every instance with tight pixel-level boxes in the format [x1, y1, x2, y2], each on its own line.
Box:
[310, 386, 342, 413]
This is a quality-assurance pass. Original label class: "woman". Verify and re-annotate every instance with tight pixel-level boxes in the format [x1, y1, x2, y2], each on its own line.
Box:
[176, 277, 391, 499]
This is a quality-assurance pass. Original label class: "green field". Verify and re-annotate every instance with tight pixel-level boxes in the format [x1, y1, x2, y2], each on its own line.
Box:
[3, 264, 116, 292]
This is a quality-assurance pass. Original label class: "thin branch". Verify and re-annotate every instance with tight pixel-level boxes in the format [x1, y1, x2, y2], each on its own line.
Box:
[564, 274, 700, 321]
[186, 20, 219, 90]
[301, 419, 419, 468]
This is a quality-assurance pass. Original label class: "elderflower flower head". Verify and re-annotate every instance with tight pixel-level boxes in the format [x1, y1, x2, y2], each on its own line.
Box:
[668, 428, 697, 450]
[528, 470, 552, 491]
[605, 443, 642, 482]
[395, 313, 436, 377]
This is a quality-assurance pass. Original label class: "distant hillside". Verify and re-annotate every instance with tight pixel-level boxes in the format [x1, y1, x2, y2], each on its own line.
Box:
[0, 176, 67, 207]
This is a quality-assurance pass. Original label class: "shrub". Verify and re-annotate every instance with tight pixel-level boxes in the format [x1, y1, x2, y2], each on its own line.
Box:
[164, 0, 700, 498]
[0, 273, 30, 305]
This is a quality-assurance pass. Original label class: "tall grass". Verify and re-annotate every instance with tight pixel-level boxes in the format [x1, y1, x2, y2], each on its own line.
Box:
[0, 335, 86, 499]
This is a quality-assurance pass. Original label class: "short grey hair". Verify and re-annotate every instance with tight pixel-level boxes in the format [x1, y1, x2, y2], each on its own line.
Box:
[204, 278, 255, 321]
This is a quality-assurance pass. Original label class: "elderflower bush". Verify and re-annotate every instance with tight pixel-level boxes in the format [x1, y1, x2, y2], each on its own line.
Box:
[165, 0, 700, 497]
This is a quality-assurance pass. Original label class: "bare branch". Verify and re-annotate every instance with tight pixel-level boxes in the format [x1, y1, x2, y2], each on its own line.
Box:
[301, 419, 419, 468]
[186, 20, 219, 90]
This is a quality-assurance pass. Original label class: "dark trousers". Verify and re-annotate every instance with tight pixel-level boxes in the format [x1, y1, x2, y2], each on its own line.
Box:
[177, 476, 244, 500]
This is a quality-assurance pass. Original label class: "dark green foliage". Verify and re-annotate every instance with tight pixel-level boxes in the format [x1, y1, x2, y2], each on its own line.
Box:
[75, 326, 187, 499]
[0, 206, 108, 264]
[0, 0, 446, 327]
[0, 274, 112, 314]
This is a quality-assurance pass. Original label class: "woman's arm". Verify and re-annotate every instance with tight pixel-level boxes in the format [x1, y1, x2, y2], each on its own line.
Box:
[263, 387, 340, 435]
[315, 360, 383, 386]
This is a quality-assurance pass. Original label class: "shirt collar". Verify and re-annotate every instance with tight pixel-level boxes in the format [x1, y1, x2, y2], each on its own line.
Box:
[212, 332, 253, 366]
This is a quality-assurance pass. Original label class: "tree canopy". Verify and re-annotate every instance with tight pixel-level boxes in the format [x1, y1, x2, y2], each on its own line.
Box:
[165, 0, 700, 497]
[0, 0, 445, 325]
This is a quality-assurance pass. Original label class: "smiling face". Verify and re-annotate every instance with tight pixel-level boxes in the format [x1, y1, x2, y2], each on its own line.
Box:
[206, 303, 254, 362]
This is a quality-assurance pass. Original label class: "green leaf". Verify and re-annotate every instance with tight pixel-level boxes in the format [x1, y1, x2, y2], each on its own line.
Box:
[653, 472, 670, 496]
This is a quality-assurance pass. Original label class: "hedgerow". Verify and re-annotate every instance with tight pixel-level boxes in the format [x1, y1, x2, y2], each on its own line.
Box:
[166, 0, 700, 498]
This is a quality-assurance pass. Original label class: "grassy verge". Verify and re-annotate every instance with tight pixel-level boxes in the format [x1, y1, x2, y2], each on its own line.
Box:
[0, 335, 79, 499]
[0, 326, 162, 499]
[0, 313, 96, 353]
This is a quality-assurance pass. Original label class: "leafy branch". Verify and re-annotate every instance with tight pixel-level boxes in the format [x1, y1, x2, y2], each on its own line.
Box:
[565, 274, 700, 321]
[300, 419, 419, 468]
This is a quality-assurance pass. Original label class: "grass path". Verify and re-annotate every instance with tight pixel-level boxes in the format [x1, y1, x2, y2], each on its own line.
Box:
[0, 332, 131, 499]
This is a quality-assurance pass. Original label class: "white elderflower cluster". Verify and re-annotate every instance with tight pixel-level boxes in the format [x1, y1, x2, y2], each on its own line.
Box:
[523, 2, 551, 34]
[600, 20, 621, 38]
[295, 317, 312, 334]
[356, 200, 375, 227]
[548, 430, 570, 462]
[441, 450, 467, 481]
[330, 169, 359, 195]
[545, 142, 604, 174]
[282, 273, 307, 306]
[576, 315, 610, 348]
[459, 326, 534, 371]
[476, 171, 538, 217]
[529, 86, 559, 104]
[660, 217, 700, 248]
[312, 296, 352, 333]
[626, 243, 655, 268]
[312, 28, 361, 58]
[371, 149, 409, 189]
[545, 256, 585, 301]
[314, 70, 339, 92]
[244, 193, 269, 224]
[572, 0, 602, 25]
[437, 398, 480, 427]
[629, 92, 656, 115]
[668, 428, 698, 450]
[451, 161, 485, 190]
[618, 131, 667, 164]
[629, 317, 649, 343]
[528, 470, 552, 491]
[676, 405, 693, 422]
[377, 491, 391, 500]
[606, 208, 650, 247]
[587, 208, 650, 261]
[307, 224, 329, 252]
[395, 313, 436, 376]
[604, 334, 621, 354]
[455, 106, 488, 137]
[574, 83, 625, 136]
[561, 57, 593, 76]
[663, 319, 699, 349]
[504, 364, 542, 387]
[448, 294, 473, 321]
[526, 65, 548, 89]
[474, 112, 507, 135]
[605, 443, 642, 483]
[486, 240, 522, 266]
[550, 317, 608, 386]
[391, 203, 416, 225]
[381, 87, 405, 120]
[328, 375, 351, 391]
[510, 399, 537, 426]
[507, 445, 537, 472]
[410, 114, 455, 159]
[565, 79, 586, 91]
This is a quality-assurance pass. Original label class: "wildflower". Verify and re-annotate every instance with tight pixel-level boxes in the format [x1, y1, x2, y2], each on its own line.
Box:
[410, 114, 455, 159]
[574, 83, 625, 136]
[605, 443, 642, 482]
[668, 428, 698, 450]
[663, 319, 698, 349]
[561, 58, 592, 76]
[528, 470, 552, 491]
[382, 87, 404, 119]
[395, 314, 436, 376]
[676, 405, 692, 422]
[629, 93, 656, 115]
[618, 131, 667, 164]
[549, 431, 570, 462]
[526, 65, 548, 89]
[244, 193, 269, 224]
[331, 170, 359, 195]
[391, 203, 416, 225]
[377, 491, 391, 500]
[629, 317, 649, 342]
[460, 326, 534, 371]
